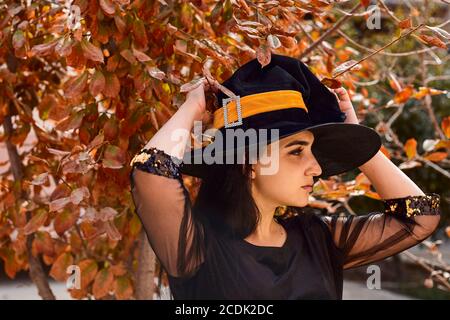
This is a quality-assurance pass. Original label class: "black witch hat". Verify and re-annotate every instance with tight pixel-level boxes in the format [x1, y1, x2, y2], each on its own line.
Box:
[180, 53, 381, 179]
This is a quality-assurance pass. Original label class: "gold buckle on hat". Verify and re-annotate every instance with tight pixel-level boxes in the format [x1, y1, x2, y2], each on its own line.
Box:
[223, 96, 242, 128]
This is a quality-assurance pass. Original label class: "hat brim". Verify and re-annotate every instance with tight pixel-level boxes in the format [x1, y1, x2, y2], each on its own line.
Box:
[179, 122, 381, 179]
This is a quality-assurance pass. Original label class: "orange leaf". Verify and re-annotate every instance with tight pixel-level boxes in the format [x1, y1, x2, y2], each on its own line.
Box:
[424, 151, 448, 162]
[110, 262, 127, 276]
[54, 210, 79, 236]
[50, 252, 73, 281]
[278, 35, 297, 49]
[413, 87, 446, 100]
[23, 209, 48, 235]
[441, 116, 450, 139]
[398, 18, 412, 29]
[55, 111, 84, 131]
[93, 268, 114, 299]
[33, 231, 55, 256]
[419, 34, 447, 49]
[114, 275, 133, 300]
[78, 259, 98, 289]
[1, 247, 20, 278]
[360, 0, 370, 7]
[394, 85, 414, 104]
[404, 138, 417, 160]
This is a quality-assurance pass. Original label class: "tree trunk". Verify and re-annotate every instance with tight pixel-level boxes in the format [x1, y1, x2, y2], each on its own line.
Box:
[134, 229, 155, 299]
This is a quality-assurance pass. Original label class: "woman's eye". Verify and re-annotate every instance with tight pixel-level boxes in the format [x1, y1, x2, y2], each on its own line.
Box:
[289, 148, 303, 156]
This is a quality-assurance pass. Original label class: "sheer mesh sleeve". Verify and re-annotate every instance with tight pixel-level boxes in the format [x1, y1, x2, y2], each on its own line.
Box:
[320, 193, 441, 270]
[129, 147, 204, 278]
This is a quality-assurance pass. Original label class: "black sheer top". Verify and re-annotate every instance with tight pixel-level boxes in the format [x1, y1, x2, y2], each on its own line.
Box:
[129, 147, 441, 299]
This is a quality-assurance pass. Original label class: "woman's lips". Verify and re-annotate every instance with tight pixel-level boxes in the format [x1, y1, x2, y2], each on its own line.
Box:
[302, 186, 313, 192]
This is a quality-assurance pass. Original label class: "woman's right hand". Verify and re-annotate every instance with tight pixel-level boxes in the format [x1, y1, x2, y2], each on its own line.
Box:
[184, 78, 215, 122]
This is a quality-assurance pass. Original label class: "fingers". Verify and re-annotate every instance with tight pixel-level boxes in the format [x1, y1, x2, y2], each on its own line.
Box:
[204, 77, 218, 94]
[333, 87, 351, 101]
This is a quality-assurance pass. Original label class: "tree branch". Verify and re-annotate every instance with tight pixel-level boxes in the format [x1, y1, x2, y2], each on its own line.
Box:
[299, 2, 362, 59]
[3, 114, 56, 300]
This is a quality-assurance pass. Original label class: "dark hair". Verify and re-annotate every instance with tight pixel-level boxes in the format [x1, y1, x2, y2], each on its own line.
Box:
[176, 145, 260, 279]
[156, 143, 302, 297]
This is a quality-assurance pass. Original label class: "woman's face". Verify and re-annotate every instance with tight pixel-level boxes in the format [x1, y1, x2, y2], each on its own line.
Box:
[250, 130, 322, 208]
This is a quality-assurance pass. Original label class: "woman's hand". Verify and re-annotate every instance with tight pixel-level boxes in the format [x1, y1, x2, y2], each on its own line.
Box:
[332, 87, 359, 125]
[184, 78, 216, 123]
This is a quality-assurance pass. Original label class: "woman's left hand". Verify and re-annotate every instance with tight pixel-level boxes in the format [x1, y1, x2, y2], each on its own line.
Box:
[333, 87, 359, 125]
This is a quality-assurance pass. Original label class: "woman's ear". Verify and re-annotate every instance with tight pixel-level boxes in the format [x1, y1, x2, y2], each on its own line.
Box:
[251, 166, 256, 179]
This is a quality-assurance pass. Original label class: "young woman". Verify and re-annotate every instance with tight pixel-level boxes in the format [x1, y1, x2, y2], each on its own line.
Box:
[129, 54, 441, 299]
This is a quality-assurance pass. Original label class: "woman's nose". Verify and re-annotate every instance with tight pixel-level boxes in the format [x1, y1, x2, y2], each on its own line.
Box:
[306, 155, 322, 177]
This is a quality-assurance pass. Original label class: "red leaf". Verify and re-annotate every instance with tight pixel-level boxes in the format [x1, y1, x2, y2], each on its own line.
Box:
[132, 47, 152, 62]
[99, 0, 116, 15]
[31, 38, 59, 57]
[120, 49, 137, 64]
[132, 18, 148, 49]
[54, 210, 79, 236]
[103, 72, 120, 98]
[89, 70, 106, 97]
[256, 45, 271, 68]
[102, 145, 126, 169]
[321, 77, 342, 89]
[64, 71, 88, 99]
[398, 18, 412, 29]
[81, 39, 104, 63]
[49, 196, 71, 212]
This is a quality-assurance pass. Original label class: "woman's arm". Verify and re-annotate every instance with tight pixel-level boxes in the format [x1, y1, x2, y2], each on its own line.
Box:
[320, 87, 441, 270]
[335, 86, 424, 199]
[129, 80, 209, 278]
[142, 81, 207, 158]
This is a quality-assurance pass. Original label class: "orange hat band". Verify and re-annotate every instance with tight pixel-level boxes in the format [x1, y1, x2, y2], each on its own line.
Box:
[213, 90, 307, 129]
